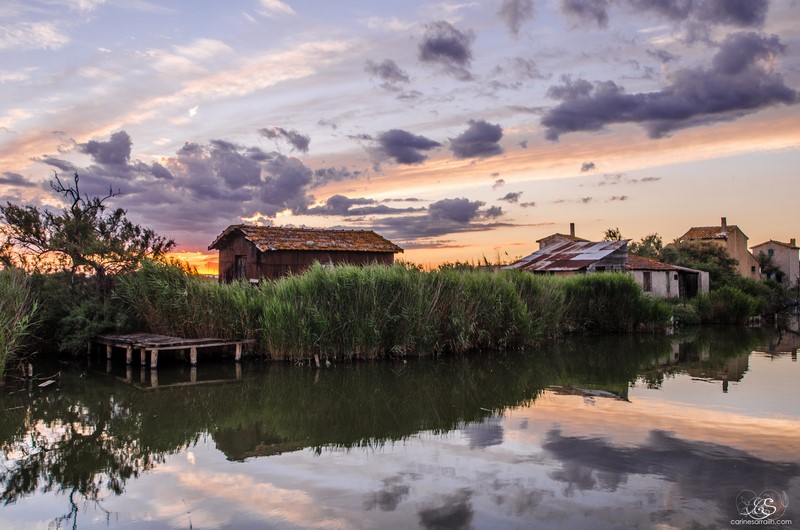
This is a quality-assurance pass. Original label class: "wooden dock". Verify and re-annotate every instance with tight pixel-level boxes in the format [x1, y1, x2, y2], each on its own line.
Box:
[92, 333, 255, 369]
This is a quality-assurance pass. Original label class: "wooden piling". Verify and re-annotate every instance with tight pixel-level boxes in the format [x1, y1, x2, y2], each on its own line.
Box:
[126, 345, 133, 365]
[190, 346, 198, 366]
[150, 349, 158, 369]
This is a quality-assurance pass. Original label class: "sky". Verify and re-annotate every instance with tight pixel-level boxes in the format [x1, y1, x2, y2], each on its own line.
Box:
[1, 0, 799, 273]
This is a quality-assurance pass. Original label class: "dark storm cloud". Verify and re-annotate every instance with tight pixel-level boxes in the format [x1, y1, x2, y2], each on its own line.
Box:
[484, 205, 504, 218]
[312, 166, 362, 187]
[499, 191, 522, 203]
[580, 161, 596, 172]
[375, 129, 442, 165]
[498, 0, 535, 37]
[542, 33, 798, 141]
[209, 139, 262, 188]
[429, 197, 483, 223]
[626, 0, 768, 27]
[418, 21, 475, 81]
[35, 156, 75, 173]
[150, 162, 173, 180]
[304, 194, 424, 216]
[561, 0, 610, 28]
[450, 120, 504, 159]
[0, 172, 35, 187]
[647, 48, 679, 64]
[258, 126, 311, 153]
[78, 130, 132, 166]
[365, 59, 410, 90]
[259, 153, 313, 215]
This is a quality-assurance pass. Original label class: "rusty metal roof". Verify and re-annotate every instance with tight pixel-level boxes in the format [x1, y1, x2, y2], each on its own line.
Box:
[504, 239, 628, 272]
[625, 255, 677, 271]
[680, 225, 746, 241]
[209, 225, 403, 253]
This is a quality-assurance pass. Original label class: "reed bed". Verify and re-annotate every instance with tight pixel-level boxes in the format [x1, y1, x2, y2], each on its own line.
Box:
[116, 261, 672, 361]
[0, 268, 37, 378]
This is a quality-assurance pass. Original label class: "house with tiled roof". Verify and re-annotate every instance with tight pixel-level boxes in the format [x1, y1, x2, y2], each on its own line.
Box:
[677, 217, 760, 280]
[751, 238, 799, 288]
[625, 255, 709, 298]
[535, 223, 589, 250]
[209, 225, 403, 282]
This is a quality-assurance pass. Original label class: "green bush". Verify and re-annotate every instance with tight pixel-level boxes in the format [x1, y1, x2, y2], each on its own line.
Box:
[670, 303, 701, 327]
[693, 286, 758, 324]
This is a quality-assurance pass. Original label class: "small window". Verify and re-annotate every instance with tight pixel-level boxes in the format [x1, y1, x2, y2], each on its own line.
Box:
[643, 271, 652, 292]
[751, 265, 756, 273]
[768, 248, 774, 257]
[673, 274, 678, 280]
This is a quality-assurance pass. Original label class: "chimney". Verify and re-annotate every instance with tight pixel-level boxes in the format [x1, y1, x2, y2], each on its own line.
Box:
[570, 223, 575, 237]
[791, 238, 796, 247]
[721, 217, 727, 229]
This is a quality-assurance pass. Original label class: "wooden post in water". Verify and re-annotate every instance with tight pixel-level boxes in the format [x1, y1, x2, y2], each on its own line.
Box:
[235, 342, 243, 362]
[190, 346, 198, 366]
[151, 370, 158, 388]
[126, 365, 132, 383]
[190, 366, 197, 384]
[314, 353, 320, 368]
[140, 348, 146, 366]
[106, 344, 113, 360]
[150, 349, 159, 369]
[235, 363, 242, 380]
[126, 345, 133, 365]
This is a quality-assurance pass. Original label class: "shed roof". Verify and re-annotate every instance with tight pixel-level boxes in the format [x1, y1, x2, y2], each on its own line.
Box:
[624, 255, 703, 274]
[504, 239, 628, 272]
[209, 225, 403, 253]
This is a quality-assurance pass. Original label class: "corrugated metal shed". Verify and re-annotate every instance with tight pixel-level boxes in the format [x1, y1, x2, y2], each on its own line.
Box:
[209, 225, 403, 253]
[504, 240, 629, 272]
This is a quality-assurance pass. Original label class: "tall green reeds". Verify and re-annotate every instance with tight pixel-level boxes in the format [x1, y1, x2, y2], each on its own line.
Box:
[0, 268, 37, 379]
[116, 261, 673, 361]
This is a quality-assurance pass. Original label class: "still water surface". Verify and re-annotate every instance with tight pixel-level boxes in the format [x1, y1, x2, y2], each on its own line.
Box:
[1, 327, 798, 529]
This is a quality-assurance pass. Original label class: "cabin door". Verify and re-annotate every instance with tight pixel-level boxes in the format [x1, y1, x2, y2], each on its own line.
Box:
[235, 255, 247, 280]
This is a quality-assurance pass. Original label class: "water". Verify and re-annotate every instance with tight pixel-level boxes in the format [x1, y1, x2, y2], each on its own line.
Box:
[1, 327, 798, 529]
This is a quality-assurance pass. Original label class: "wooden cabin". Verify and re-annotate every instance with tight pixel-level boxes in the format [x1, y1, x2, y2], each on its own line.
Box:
[209, 224, 403, 282]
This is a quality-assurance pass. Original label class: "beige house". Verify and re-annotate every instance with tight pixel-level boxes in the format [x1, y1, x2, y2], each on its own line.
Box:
[625, 255, 709, 299]
[677, 217, 760, 280]
[751, 238, 799, 288]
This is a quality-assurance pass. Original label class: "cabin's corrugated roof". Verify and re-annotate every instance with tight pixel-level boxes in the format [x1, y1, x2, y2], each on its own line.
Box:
[208, 225, 403, 253]
[680, 225, 746, 241]
[504, 239, 628, 272]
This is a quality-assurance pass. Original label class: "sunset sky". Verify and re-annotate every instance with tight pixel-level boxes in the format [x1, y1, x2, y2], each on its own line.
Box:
[1, 0, 798, 273]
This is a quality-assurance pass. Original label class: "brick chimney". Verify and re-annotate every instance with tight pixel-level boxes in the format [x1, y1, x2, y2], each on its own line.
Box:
[721, 217, 727, 229]
[791, 238, 797, 247]
[570, 223, 575, 237]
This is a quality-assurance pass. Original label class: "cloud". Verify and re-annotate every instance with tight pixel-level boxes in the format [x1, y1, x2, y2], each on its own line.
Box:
[626, 0, 768, 27]
[498, 0, 535, 37]
[78, 130, 132, 166]
[374, 129, 442, 165]
[542, 33, 798, 140]
[520, 201, 536, 208]
[492, 179, 506, 189]
[0, 21, 69, 51]
[258, 126, 311, 153]
[429, 197, 484, 223]
[363, 476, 411, 512]
[580, 161, 596, 172]
[450, 120, 504, 159]
[418, 21, 475, 81]
[304, 194, 424, 216]
[312, 166, 363, 187]
[499, 191, 522, 203]
[561, 0, 610, 28]
[0, 171, 35, 187]
[418, 489, 474, 530]
[608, 195, 628, 201]
[150, 162, 173, 180]
[365, 59, 410, 90]
[258, 0, 296, 17]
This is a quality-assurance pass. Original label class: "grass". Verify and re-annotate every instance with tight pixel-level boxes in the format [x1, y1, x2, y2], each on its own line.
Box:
[0, 268, 37, 379]
[114, 261, 672, 361]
